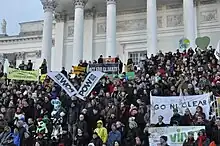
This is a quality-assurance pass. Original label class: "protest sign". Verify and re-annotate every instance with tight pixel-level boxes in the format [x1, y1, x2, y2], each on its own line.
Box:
[7, 67, 39, 81]
[195, 36, 210, 50]
[126, 72, 135, 80]
[215, 40, 220, 60]
[47, 72, 78, 98]
[179, 37, 190, 51]
[150, 93, 210, 124]
[72, 66, 86, 75]
[76, 71, 105, 100]
[88, 63, 119, 74]
[149, 126, 205, 146]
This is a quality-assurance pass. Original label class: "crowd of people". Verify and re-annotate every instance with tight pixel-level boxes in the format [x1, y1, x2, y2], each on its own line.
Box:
[0, 47, 220, 146]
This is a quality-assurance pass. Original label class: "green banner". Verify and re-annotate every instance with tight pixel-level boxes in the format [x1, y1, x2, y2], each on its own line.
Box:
[149, 126, 205, 146]
[7, 67, 39, 81]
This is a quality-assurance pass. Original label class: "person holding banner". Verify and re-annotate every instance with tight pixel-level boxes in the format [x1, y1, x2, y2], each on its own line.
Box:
[98, 55, 104, 64]
[61, 67, 68, 77]
[183, 132, 195, 146]
[3, 45, 220, 146]
[155, 116, 167, 127]
[40, 59, 47, 74]
[170, 108, 182, 126]
[159, 136, 169, 146]
[181, 108, 194, 126]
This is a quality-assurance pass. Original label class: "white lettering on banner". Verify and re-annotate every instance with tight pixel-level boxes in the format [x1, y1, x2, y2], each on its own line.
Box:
[102, 67, 118, 72]
[150, 93, 211, 124]
[76, 71, 105, 99]
[95, 67, 102, 71]
[48, 71, 104, 101]
[88, 64, 119, 73]
[54, 73, 76, 93]
[153, 100, 207, 111]
[149, 126, 205, 146]
[78, 74, 97, 96]
[47, 72, 78, 98]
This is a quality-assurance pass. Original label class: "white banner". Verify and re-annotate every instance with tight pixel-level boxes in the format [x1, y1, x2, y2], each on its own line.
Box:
[47, 72, 78, 98]
[215, 40, 220, 60]
[76, 71, 105, 100]
[149, 126, 205, 146]
[150, 93, 211, 124]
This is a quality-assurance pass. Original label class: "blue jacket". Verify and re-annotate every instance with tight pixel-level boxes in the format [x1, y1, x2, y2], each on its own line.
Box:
[12, 133, 20, 146]
[107, 130, 121, 146]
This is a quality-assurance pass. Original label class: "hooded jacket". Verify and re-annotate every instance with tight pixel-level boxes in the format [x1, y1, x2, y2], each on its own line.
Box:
[94, 120, 108, 143]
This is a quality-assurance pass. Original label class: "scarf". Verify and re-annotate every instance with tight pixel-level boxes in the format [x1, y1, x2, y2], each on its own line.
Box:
[198, 135, 206, 146]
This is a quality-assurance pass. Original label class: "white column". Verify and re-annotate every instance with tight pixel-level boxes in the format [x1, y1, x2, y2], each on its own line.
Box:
[40, 0, 56, 71]
[147, 0, 157, 57]
[183, 0, 196, 48]
[83, 9, 95, 62]
[106, 0, 117, 58]
[72, 0, 85, 66]
[51, 13, 65, 71]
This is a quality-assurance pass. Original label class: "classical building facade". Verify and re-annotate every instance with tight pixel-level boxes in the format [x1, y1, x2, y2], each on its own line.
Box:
[0, 0, 220, 71]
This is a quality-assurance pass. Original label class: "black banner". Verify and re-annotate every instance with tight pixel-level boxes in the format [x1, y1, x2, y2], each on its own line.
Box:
[88, 63, 119, 74]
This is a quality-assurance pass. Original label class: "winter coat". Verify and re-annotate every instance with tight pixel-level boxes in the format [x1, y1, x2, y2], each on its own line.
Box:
[90, 137, 103, 146]
[212, 128, 220, 144]
[74, 134, 89, 146]
[77, 120, 88, 133]
[170, 114, 182, 126]
[194, 137, 210, 146]
[0, 119, 8, 133]
[125, 127, 141, 146]
[107, 130, 121, 146]
[180, 114, 193, 126]
[68, 106, 79, 125]
[94, 120, 108, 143]
[12, 134, 20, 146]
[5, 108, 15, 124]
[183, 138, 195, 146]
[105, 106, 118, 120]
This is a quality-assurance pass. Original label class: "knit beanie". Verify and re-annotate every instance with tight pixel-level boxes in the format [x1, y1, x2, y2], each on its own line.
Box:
[88, 143, 95, 146]
[160, 136, 168, 142]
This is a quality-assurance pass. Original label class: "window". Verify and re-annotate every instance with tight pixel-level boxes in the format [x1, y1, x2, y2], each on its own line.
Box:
[128, 51, 147, 65]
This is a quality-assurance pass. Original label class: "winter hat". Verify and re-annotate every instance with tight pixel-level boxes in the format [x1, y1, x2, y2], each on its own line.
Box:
[129, 104, 138, 115]
[128, 117, 138, 129]
[88, 143, 95, 146]
[160, 136, 168, 142]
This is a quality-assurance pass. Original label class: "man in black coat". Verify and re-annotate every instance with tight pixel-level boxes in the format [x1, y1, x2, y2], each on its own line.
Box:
[61, 67, 68, 77]
[155, 115, 166, 127]
[170, 108, 182, 126]
[90, 132, 103, 146]
[27, 60, 33, 71]
[98, 55, 103, 63]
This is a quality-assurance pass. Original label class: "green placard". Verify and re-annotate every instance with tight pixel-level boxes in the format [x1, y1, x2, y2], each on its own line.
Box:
[126, 72, 135, 80]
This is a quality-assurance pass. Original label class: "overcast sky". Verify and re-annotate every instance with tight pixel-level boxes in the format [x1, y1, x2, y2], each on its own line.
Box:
[0, 0, 43, 35]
